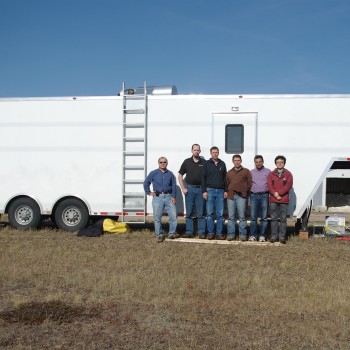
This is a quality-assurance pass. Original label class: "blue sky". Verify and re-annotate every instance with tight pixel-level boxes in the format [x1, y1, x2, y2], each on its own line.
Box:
[1, 0, 349, 97]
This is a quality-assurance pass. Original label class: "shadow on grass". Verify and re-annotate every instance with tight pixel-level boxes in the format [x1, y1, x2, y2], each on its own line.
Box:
[0, 300, 100, 325]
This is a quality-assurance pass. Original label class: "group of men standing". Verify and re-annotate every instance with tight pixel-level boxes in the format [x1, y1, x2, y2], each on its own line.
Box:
[143, 144, 293, 244]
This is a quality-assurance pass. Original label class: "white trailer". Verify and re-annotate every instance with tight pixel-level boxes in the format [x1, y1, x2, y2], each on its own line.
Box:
[0, 83, 349, 231]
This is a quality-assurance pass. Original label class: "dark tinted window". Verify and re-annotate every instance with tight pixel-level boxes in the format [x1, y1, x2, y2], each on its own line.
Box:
[225, 124, 243, 153]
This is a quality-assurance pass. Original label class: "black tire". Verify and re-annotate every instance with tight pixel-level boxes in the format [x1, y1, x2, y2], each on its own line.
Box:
[8, 197, 41, 230]
[54, 198, 89, 231]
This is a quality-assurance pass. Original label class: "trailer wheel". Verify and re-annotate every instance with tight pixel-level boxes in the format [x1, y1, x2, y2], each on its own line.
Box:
[8, 198, 41, 230]
[54, 199, 89, 231]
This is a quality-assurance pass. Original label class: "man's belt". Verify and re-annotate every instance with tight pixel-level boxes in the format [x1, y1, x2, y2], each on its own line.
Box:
[155, 191, 171, 196]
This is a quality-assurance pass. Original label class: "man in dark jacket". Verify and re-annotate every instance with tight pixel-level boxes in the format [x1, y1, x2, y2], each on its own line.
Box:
[267, 155, 293, 244]
[201, 146, 227, 240]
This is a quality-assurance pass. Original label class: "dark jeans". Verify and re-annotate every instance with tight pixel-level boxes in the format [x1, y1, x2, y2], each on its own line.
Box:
[249, 193, 269, 239]
[206, 188, 224, 234]
[185, 185, 206, 235]
[270, 202, 288, 241]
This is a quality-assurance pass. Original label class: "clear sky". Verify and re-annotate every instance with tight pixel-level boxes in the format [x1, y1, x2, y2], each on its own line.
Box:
[1, 0, 349, 97]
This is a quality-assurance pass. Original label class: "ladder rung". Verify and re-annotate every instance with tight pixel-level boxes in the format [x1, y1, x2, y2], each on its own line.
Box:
[123, 194, 145, 198]
[124, 179, 144, 184]
[124, 95, 145, 99]
[124, 109, 145, 114]
[124, 152, 144, 156]
[124, 123, 145, 128]
[123, 137, 145, 142]
[122, 207, 145, 211]
[124, 165, 144, 170]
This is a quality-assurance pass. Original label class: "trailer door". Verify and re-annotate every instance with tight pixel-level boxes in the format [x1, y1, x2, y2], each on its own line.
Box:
[212, 112, 257, 162]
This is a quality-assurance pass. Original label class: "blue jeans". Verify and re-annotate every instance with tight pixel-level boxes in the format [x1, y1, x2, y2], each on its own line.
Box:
[206, 188, 224, 234]
[270, 202, 288, 242]
[249, 193, 269, 238]
[152, 194, 177, 237]
[185, 185, 206, 236]
[227, 195, 247, 238]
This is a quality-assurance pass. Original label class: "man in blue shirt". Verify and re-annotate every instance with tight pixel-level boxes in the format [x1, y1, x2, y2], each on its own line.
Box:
[144, 157, 178, 242]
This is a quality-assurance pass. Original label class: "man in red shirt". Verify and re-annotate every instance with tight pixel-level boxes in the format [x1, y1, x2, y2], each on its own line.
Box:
[267, 155, 293, 244]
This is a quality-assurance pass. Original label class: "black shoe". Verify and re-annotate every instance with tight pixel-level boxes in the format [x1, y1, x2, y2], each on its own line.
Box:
[182, 233, 193, 238]
[280, 240, 286, 244]
[207, 233, 215, 240]
[198, 234, 206, 239]
[216, 234, 225, 240]
[270, 239, 276, 243]
[157, 236, 165, 243]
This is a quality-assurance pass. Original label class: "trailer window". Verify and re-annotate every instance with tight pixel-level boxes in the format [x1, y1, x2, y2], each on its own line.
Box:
[225, 124, 244, 153]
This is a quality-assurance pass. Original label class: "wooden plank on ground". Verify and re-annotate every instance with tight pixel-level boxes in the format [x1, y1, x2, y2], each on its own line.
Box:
[165, 238, 284, 246]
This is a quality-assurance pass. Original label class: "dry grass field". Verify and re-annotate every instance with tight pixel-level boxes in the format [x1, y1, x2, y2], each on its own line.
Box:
[1, 213, 350, 349]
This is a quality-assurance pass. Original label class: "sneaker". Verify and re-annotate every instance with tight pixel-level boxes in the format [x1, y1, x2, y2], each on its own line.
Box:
[207, 233, 215, 240]
[227, 235, 235, 241]
[259, 236, 266, 242]
[249, 236, 257, 242]
[216, 234, 225, 240]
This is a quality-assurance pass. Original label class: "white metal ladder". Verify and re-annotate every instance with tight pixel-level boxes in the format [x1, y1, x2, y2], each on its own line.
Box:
[121, 82, 147, 223]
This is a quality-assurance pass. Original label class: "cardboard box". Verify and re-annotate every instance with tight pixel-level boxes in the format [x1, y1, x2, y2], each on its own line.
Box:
[299, 230, 309, 239]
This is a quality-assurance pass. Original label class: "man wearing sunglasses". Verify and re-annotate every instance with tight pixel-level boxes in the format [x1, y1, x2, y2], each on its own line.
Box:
[144, 157, 178, 242]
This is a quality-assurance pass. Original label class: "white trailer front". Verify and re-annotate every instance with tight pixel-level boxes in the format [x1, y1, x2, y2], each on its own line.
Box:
[0, 84, 349, 231]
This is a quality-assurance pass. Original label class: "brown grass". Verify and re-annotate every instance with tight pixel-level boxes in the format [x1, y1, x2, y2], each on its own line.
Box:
[1, 216, 350, 349]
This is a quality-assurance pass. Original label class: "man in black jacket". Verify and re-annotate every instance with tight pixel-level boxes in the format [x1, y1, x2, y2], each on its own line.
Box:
[201, 146, 227, 240]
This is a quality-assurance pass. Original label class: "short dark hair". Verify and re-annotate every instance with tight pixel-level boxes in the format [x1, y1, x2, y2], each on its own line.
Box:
[275, 155, 286, 164]
[210, 146, 219, 152]
[254, 155, 264, 161]
[232, 154, 242, 161]
[191, 143, 200, 150]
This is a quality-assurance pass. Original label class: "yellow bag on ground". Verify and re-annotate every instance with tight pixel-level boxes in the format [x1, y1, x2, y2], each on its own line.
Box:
[103, 218, 129, 234]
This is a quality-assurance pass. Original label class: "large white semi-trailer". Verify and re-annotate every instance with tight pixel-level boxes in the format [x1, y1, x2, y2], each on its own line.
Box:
[0, 83, 349, 231]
